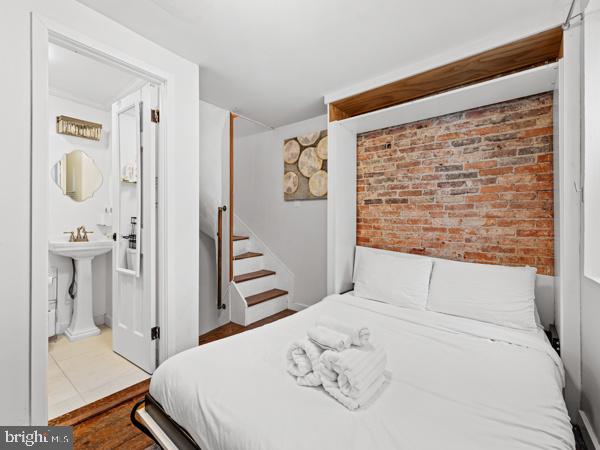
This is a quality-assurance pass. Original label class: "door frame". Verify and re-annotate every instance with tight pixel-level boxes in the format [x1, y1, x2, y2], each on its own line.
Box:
[30, 13, 170, 424]
[229, 112, 237, 281]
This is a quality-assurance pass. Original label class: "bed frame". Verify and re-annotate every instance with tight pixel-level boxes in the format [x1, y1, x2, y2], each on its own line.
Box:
[131, 394, 201, 450]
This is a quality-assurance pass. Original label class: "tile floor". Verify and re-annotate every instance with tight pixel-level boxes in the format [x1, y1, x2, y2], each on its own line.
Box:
[48, 326, 150, 419]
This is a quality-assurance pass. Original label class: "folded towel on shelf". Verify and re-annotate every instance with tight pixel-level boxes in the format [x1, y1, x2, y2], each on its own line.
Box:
[307, 326, 352, 352]
[319, 347, 388, 410]
[286, 339, 324, 387]
[316, 316, 370, 346]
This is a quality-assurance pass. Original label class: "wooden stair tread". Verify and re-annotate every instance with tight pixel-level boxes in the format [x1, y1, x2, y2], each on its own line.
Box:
[234, 252, 263, 260]
[246, 288, 288, 307]
[233, 269, 275, 283]
[233, 235, 249, 241]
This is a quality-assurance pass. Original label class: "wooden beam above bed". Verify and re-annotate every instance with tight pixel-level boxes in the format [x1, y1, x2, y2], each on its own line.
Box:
[328, 27, 563, 121]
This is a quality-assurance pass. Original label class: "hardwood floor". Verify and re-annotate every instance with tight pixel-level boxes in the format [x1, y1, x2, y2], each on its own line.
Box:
[71, 394, 153, 450]
[198, 308, 295, 345]
[49, 380, 150, 428]
[54, 309, 296, 449]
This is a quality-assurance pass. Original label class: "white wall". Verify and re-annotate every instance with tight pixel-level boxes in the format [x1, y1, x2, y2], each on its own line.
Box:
[234, 115, 328, 308]
[0, 0, 199, 425]
[48, 95, 112, 331]
[198, 100, 230, 335]
[326, 121, 358, 295]
[581, 0, 600, 443]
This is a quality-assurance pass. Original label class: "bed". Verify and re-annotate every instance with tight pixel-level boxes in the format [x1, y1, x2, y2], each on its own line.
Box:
[135, 290, 574, 450]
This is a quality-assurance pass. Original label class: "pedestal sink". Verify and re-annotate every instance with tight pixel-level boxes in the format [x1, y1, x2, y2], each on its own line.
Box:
[49, 239, 113, 342]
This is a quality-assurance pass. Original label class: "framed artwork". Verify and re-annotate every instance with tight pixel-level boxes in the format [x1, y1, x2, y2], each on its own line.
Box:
[283, 130, 327, 200]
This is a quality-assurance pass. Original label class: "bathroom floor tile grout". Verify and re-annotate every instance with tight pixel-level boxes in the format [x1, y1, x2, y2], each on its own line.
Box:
[50, 345, 111, 363]
[49, 353, 79, 397]
[48, 327, 148, 410]
[48, 354, 86, 420]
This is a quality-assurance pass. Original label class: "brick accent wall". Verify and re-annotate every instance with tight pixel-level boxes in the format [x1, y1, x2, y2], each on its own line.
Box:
[356, 92, 554, 275]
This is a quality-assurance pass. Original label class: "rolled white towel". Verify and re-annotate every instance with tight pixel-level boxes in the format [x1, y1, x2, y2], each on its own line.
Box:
[286, 339, 324, 387]
[336, 348, 387, 399]
[307, 326, 351, 352]
[319, 347, 387, 410]
[316, 316, 370, 346]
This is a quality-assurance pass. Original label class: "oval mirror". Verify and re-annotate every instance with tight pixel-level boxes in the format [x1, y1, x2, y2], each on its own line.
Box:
[51, 150, 103, 202]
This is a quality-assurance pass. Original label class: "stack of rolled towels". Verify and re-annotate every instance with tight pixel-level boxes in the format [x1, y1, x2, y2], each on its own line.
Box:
[286, 316, 388, 410]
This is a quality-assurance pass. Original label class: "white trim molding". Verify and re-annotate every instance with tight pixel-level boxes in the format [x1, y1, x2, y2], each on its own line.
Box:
[555, 18, 583, 418]
[30, 12, 175, 424]
[580, 410, 600, 450]
[326, 31, 582, 419]
[49, 87, 110, 111]
[288, 302, 310, 312]
[583, 0, 600, 282]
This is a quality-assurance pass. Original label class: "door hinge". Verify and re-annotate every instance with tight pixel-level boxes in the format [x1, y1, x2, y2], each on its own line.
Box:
[151, 326, 160, 340]
[151, 109, 160, 123]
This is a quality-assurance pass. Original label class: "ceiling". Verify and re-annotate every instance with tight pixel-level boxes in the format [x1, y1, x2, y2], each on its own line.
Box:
[234, 116, 272, 138]
[49, 43, 144, 110]
[76, 0, 571, 127]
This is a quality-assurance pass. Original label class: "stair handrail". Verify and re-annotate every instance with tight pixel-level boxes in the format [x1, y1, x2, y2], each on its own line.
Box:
[217, 206, 227, 310]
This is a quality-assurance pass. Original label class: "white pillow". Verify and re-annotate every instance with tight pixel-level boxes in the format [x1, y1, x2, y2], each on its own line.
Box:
[427, 258, 537, 330]
[353, 247, 433, 310]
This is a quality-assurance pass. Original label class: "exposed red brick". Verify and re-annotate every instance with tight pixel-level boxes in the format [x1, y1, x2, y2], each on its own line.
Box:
[518, 127, 553, 138]
[514, 162, 553, 174]
[479, 166, 514, 177]
[465, 160, 497, 170]
[357, 92, 554, 275]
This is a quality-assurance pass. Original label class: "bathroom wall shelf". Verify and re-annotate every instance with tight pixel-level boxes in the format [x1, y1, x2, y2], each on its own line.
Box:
[120, 178, 137, 184]
[116, 267, 137, 277]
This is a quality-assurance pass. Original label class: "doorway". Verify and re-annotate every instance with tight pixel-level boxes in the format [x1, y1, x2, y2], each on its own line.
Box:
[33, 24, 166, 422]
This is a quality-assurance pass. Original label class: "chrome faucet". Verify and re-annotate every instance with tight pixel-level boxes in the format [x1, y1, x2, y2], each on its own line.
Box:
[64, 225, 94, 242]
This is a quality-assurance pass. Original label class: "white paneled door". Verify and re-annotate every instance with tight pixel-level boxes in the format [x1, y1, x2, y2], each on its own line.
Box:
[111, 84, 159, 373]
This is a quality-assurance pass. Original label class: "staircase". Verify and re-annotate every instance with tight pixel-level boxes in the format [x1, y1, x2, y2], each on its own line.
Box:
[230, 220, 293, 326]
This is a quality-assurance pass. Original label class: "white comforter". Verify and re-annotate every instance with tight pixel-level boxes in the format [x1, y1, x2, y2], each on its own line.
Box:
[150, 295, 574, 450]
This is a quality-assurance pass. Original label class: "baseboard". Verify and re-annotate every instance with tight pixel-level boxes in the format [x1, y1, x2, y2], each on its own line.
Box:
[104, 314, 113, 328]
[580, 410, 600, 450]
[288, 301, 310, 311]
[56, 321, 69, 335]
[94, 314, 106, 326]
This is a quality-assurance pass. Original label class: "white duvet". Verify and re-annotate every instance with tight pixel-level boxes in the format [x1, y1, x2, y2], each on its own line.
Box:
[150, 294, 574, 450]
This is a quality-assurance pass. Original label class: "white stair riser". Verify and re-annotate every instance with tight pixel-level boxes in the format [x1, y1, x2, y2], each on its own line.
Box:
[236, 274, 277, 297]
[245, 295, 288, 326]
[233, 239, 249, 256]
[234, 255, 264, 275]
[230, 283, 246, 326]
